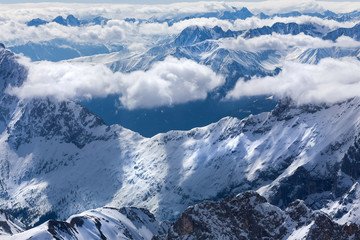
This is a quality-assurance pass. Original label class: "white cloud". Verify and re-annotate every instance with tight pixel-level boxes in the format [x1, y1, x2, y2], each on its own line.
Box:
[226, 57, 360, 105]
[2, 15, 357, 47]
[232, 15, 358, 32]
[0, 20, 130, 44]
[0, 17, 239, 45]
[167, 18, 236, 33]
[219, 34, 360, 52]
[118, 57, 224, 109]
[0, 1, 359, 46]
[7, 56, 224, 110]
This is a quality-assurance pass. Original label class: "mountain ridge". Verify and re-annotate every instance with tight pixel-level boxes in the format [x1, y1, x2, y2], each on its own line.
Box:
[4, 191, 360, 240]
[1, 46, 360, 228]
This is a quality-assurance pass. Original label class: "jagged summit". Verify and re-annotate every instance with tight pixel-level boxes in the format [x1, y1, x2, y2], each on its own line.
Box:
[26, 15, 109, 27]
[6, 191, 360, 239]
[1, 207, 169, 240]
[323, 23, 360, 41]
[161, 191, 359, 239]
[0, 46, 27, 92]
[173, 25, 240, 46]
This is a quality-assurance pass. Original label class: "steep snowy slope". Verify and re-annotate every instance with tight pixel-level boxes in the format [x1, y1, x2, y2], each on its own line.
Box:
[108, 97, 360, 222]
[323, 23, 360, 41]
[172, 26, 241, 47]
[242, 22, 326, 39]
[8, 191, 360, 240]
[295, 47, 360, 64]
[4, 207, 168, 240]
[9, 40, 125, 62]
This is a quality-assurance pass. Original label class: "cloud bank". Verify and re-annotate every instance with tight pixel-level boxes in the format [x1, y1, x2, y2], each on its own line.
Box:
[1, 1, 360, 22]
[7, 56, 224, 110]
[226, 57, 360, 105]
[219, 34, 360, 52]
[1, 15, 357, 45]
[0, 1, 358, 46]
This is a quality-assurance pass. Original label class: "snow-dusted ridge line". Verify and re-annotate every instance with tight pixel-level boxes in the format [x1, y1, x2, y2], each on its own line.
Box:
[4, 191, 360, 240]
[2, 207, 168, 240]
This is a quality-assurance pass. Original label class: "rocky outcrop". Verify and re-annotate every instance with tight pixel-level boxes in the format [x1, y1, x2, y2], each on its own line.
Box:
[158, 191, 360, 240]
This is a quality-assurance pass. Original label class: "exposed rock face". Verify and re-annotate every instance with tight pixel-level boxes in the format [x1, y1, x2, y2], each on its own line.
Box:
[7, 99, 109, 150]
[341, 137, 360, 180]
[158, 192, 360, 240]
[4, 192, 360, 240]
[168, 191, 288, 240]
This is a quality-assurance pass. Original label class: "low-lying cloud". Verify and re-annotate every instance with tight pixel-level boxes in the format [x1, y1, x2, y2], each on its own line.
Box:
[226, 57, 360, 105]
[231, 15, 358, 32]
[219, 34, 360, 52]
[8, 56, 224, 110]
[1, 15, 357, 46]
[0, 1, 358, 46]
[1, 1, 360, 22]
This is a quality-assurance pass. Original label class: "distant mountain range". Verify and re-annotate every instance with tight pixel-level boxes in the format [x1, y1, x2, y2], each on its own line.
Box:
[27, 15, 109, 27]
[145, 7, 360, 24]
[25, 7, 360, 29]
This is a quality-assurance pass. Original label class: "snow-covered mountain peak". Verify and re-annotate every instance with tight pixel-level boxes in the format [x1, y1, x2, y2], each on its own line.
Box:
[3, 207, 168, 240]
[0, 47, 27, 92]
